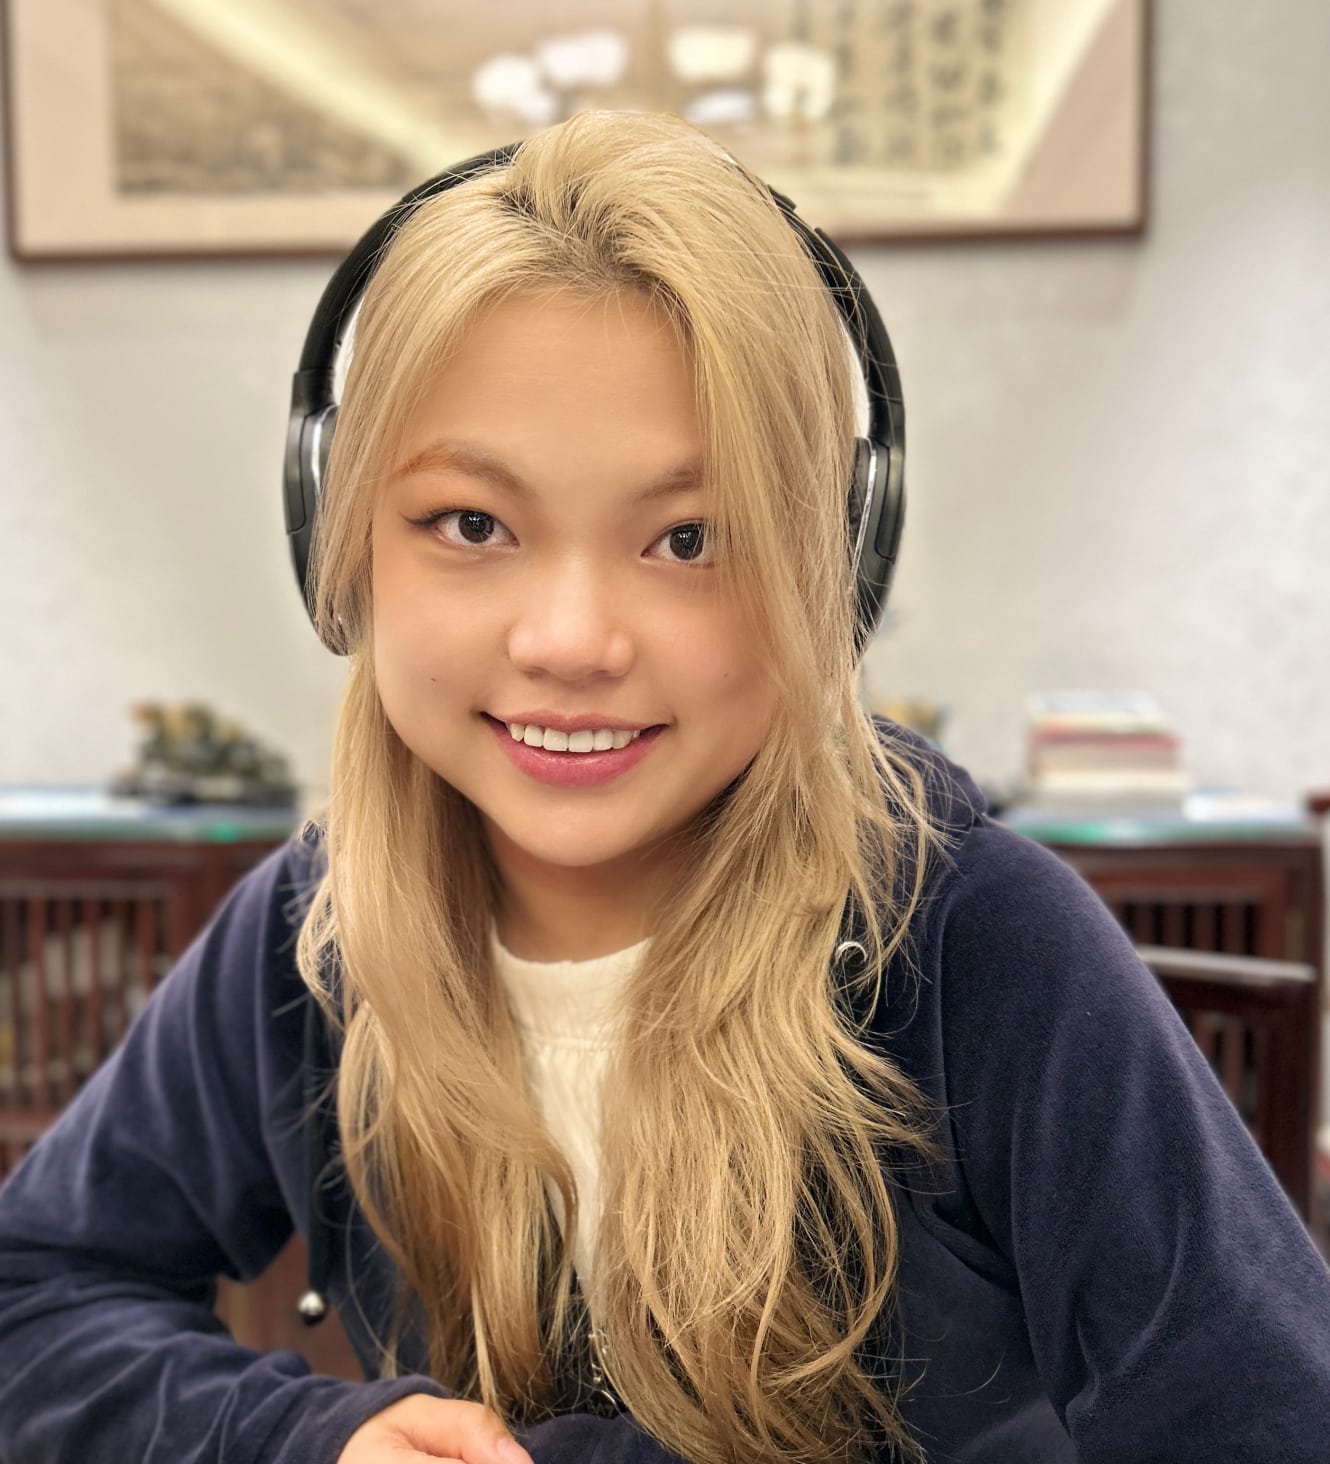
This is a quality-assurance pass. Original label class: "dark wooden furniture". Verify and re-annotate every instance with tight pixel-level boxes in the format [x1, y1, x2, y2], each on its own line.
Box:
[1006, 806, 1325, 1225]
[4, 789, 1323, 1380]
[0, 789, 364, 1373]
[0, 790, 297, 1169]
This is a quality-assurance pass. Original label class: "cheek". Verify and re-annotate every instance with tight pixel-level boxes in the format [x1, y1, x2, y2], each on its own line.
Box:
[371, 576, 457, 727]
[376, 615, 473, 715]
[678, 611, 775, 722]
[372, 543, 453, 665]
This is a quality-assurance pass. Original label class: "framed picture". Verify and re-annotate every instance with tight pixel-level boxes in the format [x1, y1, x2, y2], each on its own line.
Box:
[3, 0, 1151, 260]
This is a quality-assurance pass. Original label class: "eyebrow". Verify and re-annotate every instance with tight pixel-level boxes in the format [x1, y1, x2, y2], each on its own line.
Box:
[389, 439, 706, 505]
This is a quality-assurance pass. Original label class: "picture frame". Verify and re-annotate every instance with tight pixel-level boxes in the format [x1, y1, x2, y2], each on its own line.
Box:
[3, 0, 1151, 261]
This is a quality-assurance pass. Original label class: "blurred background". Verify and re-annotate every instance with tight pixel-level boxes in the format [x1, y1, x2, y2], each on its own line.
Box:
[1, 0, 1326, 807]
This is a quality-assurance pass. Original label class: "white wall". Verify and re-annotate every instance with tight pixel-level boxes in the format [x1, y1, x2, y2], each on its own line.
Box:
[1, 0, 1327, 807]
[0, 249, 348, 798]
[859, 0, 1330, 801]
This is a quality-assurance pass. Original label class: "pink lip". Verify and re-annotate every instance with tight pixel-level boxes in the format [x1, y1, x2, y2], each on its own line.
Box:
[484, 714, 664, 788]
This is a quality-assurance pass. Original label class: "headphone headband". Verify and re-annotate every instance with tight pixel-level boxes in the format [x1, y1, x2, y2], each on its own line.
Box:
[285, 141, 905, 659]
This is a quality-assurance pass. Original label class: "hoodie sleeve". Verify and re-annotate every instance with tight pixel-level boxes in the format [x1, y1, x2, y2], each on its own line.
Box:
[0, 840, 689, 1464]
[0, 840, 453, 1464]
[935, 820, 1330, 1461]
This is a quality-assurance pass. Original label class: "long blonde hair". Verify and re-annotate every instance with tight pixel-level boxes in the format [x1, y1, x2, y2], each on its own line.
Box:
[297, 110, 946, 1463]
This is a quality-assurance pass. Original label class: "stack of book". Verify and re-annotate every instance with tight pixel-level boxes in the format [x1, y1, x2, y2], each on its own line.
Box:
[1023, 691, 1190, 810]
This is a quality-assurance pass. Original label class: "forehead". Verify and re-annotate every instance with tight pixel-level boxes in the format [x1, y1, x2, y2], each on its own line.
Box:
[394, 286, 703, 476]
[430, 284, 690, 395]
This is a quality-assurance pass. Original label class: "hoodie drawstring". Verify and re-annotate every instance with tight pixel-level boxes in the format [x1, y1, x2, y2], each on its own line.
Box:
[299, 992, 331, 1325]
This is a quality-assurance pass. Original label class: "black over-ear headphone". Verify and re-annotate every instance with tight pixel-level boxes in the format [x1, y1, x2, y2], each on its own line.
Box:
[284, 143, 905, 661]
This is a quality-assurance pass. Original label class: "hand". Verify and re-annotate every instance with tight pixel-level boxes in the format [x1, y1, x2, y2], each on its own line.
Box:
[336, 1394, 536, 1464]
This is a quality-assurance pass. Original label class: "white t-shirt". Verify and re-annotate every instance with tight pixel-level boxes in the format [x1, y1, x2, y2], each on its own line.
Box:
[489, 926, 647, 1287]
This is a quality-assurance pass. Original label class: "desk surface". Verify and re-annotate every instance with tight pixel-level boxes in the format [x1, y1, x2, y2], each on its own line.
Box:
[999, 790, 1320, 848]
[0, 787, 302, 843]
[0, 786, 1319, 850]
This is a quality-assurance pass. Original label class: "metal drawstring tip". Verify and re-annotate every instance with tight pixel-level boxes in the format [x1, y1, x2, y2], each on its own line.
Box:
[298, 1290, 328, 1325]
[832, 940, 869, 976]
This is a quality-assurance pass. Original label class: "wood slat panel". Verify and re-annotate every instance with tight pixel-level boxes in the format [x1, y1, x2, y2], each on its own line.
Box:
[1127, 902, 1156, 943]
[55, 897, 76, 1104]
[1219, 1015, 1247, 1110]
[0, 839, 289, 1220]
[112, 898, 130, 1048]
[0, 883, 174, 1143]
[1188, 1010, 1217, 1066]
[82, 896, 105, 1072]
[136, 896, 155, 1015]
[1248, 1025, 1270, 1149]
[29, 900, 50, 1111]
[1221, 902, 1247, 955]
[0, 899, 16, 1106]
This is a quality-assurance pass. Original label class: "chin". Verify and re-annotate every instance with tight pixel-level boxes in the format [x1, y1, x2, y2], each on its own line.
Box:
[499, 824, 654, 872]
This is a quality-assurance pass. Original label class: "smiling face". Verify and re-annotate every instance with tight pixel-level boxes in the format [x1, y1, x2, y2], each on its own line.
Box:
[369, 286, 778, 923]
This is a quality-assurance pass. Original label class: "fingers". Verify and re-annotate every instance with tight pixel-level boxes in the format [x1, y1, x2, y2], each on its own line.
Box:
[394, 1397, 535, 1464]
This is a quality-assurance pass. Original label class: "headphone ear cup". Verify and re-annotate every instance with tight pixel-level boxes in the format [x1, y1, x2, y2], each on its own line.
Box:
[848, 435, 905, 660]
[285, 400, 338, 648]
[306, 404, 339, 648]
[847, 437, 873, 567]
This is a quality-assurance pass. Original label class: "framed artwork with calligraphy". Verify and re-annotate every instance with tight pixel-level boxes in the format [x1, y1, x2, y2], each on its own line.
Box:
[4, 0, 1151, 260]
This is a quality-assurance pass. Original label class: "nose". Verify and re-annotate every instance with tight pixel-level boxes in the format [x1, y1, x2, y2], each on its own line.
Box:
[505, 553, 635, 683]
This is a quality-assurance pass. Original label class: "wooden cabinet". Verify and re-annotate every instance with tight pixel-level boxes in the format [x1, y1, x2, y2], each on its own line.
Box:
[3, 793, 1323, 1380]
[0, 793, 365, 1372]
[1007, 811, 1325, 1222]
[0, 801, 296, 1170]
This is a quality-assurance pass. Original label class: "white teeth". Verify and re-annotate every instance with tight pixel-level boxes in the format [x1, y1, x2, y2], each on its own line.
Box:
[504, 721, 645, 754]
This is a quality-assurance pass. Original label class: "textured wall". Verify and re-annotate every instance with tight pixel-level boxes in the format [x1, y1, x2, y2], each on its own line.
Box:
[1, 0, 1327, 806]
[858, 0, 1330, 801]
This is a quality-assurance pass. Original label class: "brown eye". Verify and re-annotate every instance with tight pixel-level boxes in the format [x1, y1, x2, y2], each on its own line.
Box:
[650, 521, 712, 565]
[411, 509, 516, 548]
[456, 511, 496, 544]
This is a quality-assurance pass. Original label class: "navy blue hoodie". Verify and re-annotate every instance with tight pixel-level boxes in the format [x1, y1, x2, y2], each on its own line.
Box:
[2, 734, 1329, 1462]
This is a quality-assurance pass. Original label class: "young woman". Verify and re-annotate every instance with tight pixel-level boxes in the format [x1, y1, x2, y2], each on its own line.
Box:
[1, 110, 1328, 1464]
